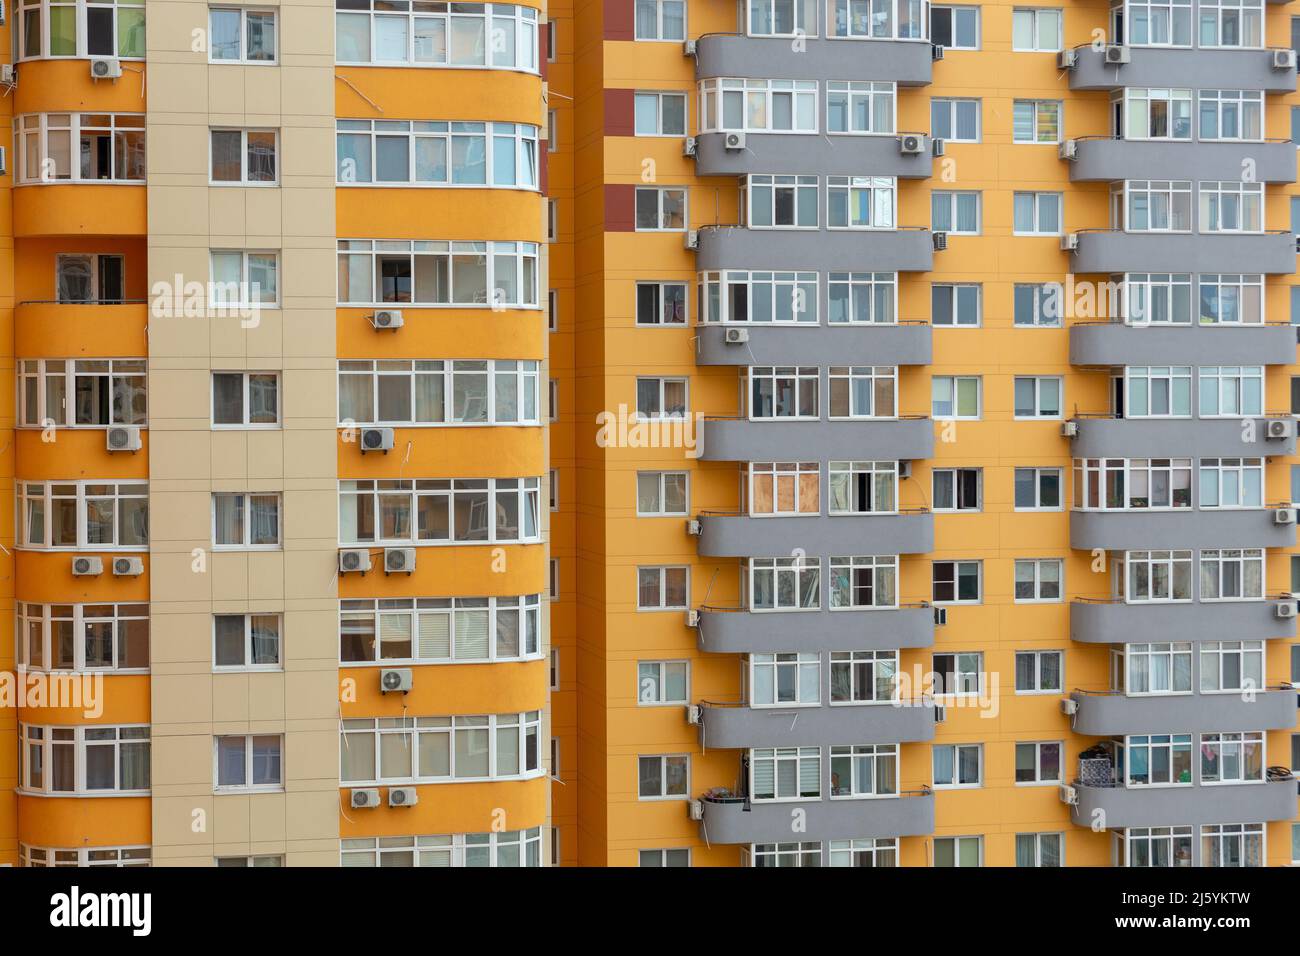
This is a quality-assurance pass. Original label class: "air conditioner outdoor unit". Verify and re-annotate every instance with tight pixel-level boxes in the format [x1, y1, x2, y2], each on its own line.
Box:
[899, 134, 925, 155]
[90, 57, 122, 79]
[931, 43, 945, 60]
[1104, 44, 1130, 64]
[682, 39, 696, 56]
[723, 131, 746, 151]
[683, 136, 697, 157]
[724, 327, 749, 344]
[1272, 48, 1297, 70]
[388, 786, 418, 807]
[686, 518, 702, 536]
[1274, 508, 1297, 525]
[1059, 784, 1079, 806]
[1056, 48, 1078, 69]
[112, 556, 144, 577]
[338, 548, 372, 575]
[350, 788, 380, 809]
[1060, 698, 1079, 716]
[0, 65, 14, 86]
[933, 606, 947, 626]
[685, 609, 701, 628]
[686, 705, 702, 725]
[932, 231, 948, 251]
[385, 547, 416, 573]
[1276, 601, 1297, 619]
[0, 146, 8, 175]
[371, 309, 403, 330]
[1059, 139, 1078, 161]
[106, 425, 142, 452]
[1060, 233, 1079, 251]
[684, 230, 699, 250]
[72, 556, 104, 577]
[931, 137, 945, 157]
[688, 799, 704, 821]
[1060, 420, 1079, 438]
[380, 668, 413, 694]
[1266, 418, 1292, 439]
[898, 460, 913, 479]
[360, 426, 394, 453]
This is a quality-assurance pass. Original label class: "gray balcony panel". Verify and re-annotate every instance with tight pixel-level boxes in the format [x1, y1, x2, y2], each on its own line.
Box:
[695, 35, 933, 85]
[698, 791, 935, 844]
[699, 701, 935, 749]
[1071, 777, 1297, 830]
[694, 131, 934, 179]
[701, 417, 935, 461]
[697, 323, 932, 367]
[697, 512, 934, 556]
[1069, 323, 1298, 367]
[1069, 509, 1297, 551]
[1071, 232, 1296, 275]
[696, 226, 934, 272]
[1070, 688, 1298, 736]
[697, 606, 935, 653]
[1067, 47, 1297, 93]
[1070, 599, 1297, 644]
[1069, 417, 1297, 458]
[1068, 138, 1297, 184]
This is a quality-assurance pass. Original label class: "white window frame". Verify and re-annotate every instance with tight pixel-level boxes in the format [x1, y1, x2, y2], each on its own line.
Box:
[637, 659, 690, 705]
[18, 480, 149, 550]
[211, 492, 282, 550]
[211, 370, 281, 429]
[17, 602, 149, 673]
[637, 566, 689, 610]
[1014, 740, 1063, 785]
[209, 249, 279, 309]
[1010, 6, 1061, 50]
[212, 613, 282, 672]
[209, 6, 278, 64]
[1014, 650, 1063, 695]
[634, 91, 688, 136]
[932, 743, 982, 788]
[19, 723, 151, 795]
[636, 470, 689, 517]
[18, 358, 147, 428]
[637, 754, 689, 799]
[634, 186, 688, 232]
[209, 128, 279, 186]
[1014, 466, 1063, 511]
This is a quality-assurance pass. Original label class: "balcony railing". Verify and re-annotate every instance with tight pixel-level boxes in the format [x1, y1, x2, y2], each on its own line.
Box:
[694, 601, 935, 653]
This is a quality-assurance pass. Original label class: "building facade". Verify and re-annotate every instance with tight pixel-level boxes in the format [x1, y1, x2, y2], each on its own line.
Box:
[1, 0, 1298, 868]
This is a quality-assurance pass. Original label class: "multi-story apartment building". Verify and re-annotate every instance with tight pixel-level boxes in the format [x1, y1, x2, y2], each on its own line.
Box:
[1, 0, 554, 867]
[1, 0, 1298, 869]
[572, 0, 1300, 867]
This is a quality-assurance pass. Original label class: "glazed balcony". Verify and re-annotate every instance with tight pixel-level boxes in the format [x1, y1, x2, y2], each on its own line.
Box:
[1069, 321, 1297, 367]
[1065, 45, 1297, 93]
[1066, 230, 1296, 274]
[1068, 507, 1297, 551]
[695, 224, 934, 273]
[694, 603, 935, 654]
[694, 33, 933, 86]
[695, 788, 935, 844]
[696, 510, 933, 557]
[696, 697, 936, 749]
[700, 416, 934, 462]
[695, 322, 932, 367]
[1065, 414, 1296, 458]
[1064, 137, 1297, 185]
[1070, 596, 1297, 644]
[1069, 687, 1298, 736]
[693, 131, 934, 179]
